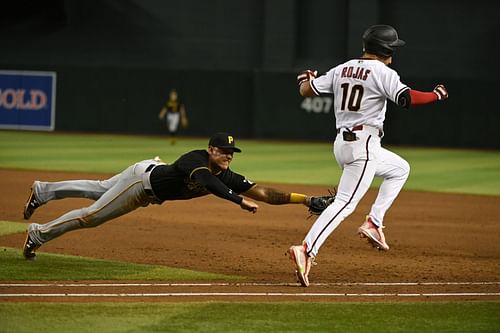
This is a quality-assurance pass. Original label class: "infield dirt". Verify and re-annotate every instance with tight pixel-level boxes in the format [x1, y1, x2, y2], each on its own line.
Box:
[1, 169, 499, 301]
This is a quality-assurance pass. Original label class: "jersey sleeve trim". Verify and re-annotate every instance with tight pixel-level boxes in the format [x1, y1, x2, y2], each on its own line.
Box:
[309, 80, 321, 96]
[395, 86, 410, 103]
[189, 166, 210, 179]
[242, 183, 258, 194]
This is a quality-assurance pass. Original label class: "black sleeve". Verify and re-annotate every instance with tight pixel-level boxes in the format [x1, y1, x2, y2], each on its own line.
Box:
[191, 168, 243, 205]
[219, 170, 256, 194]
[397, 88, 411, 110]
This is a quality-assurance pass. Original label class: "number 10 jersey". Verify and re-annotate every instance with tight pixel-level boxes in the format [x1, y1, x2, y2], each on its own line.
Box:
[310, 58, 409, 130]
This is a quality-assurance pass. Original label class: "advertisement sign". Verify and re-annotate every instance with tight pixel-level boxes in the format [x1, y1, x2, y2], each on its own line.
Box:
[0, 70, 56, 131]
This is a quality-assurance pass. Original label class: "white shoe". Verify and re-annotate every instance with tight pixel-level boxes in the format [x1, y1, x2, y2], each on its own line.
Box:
[288, 244, 314, 287]
[358, 216, 389, 251]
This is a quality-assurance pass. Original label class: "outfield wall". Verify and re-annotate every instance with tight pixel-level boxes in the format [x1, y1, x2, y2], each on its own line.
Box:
[1, 0, 498, 148]
[2, 65, 498, 148]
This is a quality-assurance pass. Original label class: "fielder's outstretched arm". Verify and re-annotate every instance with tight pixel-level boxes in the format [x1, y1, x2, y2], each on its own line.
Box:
[242, 185, 311, 206]
[191, 168, 258, 213]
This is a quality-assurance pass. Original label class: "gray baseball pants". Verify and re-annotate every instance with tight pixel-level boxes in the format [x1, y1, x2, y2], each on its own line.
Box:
[28, 159, 164, 245]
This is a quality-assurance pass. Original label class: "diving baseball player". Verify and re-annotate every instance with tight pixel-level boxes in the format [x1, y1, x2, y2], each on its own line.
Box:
[288, 25, 449, 287]
[23, 133, 333, 260]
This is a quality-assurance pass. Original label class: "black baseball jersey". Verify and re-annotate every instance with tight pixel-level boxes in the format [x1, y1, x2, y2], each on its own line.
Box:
[164, 98, 183, 114]
[149, 149, 255, 201]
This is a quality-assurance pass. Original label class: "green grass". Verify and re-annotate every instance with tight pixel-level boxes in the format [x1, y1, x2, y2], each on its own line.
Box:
[0, 220, 26, 236]
[0, 131, 199, 173]
[1, 131, 499, 332]
[1, 130, 499, 195]
[0, 301, 498, 333]
[0, 219, 241, 281]
[392, 147, 500, 195]
[0, 246, 241, 281]
[0, 220, 240, 281]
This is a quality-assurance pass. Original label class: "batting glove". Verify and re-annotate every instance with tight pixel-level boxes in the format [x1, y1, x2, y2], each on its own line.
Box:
[433, 84, 449, 100]
[297, 70, 318, 86]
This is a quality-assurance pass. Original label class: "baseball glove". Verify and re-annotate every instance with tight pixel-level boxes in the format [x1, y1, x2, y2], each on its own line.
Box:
[308, 189, 336, 216]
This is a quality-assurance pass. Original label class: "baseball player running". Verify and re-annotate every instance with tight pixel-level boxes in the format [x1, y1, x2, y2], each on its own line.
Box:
[158, 88, 188, 145]
[22, 132, 331, 260]
[288, 25, 449, 287]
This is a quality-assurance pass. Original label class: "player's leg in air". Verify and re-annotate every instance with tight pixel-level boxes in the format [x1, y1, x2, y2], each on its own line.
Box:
[358, 147, 410, 250]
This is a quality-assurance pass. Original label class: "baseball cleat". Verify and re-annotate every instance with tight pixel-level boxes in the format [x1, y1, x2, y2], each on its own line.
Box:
[358, 216, 389, 251]
[23, 182, 40, 220]
[287, 244, 314, 287]
[22, 229, 40, 261]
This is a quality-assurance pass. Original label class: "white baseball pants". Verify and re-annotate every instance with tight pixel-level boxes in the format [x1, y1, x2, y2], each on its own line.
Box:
[304, 127, 410, 257]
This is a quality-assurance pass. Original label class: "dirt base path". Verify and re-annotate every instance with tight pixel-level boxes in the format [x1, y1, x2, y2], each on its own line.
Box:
[1, 169, 499, 301]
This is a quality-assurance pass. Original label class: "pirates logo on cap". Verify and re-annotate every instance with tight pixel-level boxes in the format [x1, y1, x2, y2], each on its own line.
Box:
[208, 132, 242, 152]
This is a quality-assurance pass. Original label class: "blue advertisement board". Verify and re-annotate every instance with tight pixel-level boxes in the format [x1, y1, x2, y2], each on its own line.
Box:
[0, 70, 56, 131]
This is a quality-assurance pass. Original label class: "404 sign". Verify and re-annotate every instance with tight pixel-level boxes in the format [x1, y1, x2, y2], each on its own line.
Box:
[300, 96, 332, 114]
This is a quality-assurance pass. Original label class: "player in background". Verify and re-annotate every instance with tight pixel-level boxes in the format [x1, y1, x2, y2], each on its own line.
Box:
[158, 88, 188, 145]
[22, 133, 330, 261]
[288, 25, 449, 287]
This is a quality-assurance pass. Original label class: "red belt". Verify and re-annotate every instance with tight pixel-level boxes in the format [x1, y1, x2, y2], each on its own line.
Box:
[336, 125, 382, 137]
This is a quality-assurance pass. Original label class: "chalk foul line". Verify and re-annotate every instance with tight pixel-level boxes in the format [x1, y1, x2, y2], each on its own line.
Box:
[1, 281, 499, 287]
[1, 281, 500, 298]
[1, 292, 500, 298]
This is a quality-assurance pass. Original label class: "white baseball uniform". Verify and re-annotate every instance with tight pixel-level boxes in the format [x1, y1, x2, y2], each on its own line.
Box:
[304, 58, 410, 257]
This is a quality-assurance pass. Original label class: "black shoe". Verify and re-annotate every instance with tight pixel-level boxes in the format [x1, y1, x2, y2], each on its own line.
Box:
[22, 232, 40, 261]
[23, 186, 40, 220]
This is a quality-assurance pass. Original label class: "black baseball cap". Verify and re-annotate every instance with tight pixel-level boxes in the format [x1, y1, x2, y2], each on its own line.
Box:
[208, 132, 242, 153]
